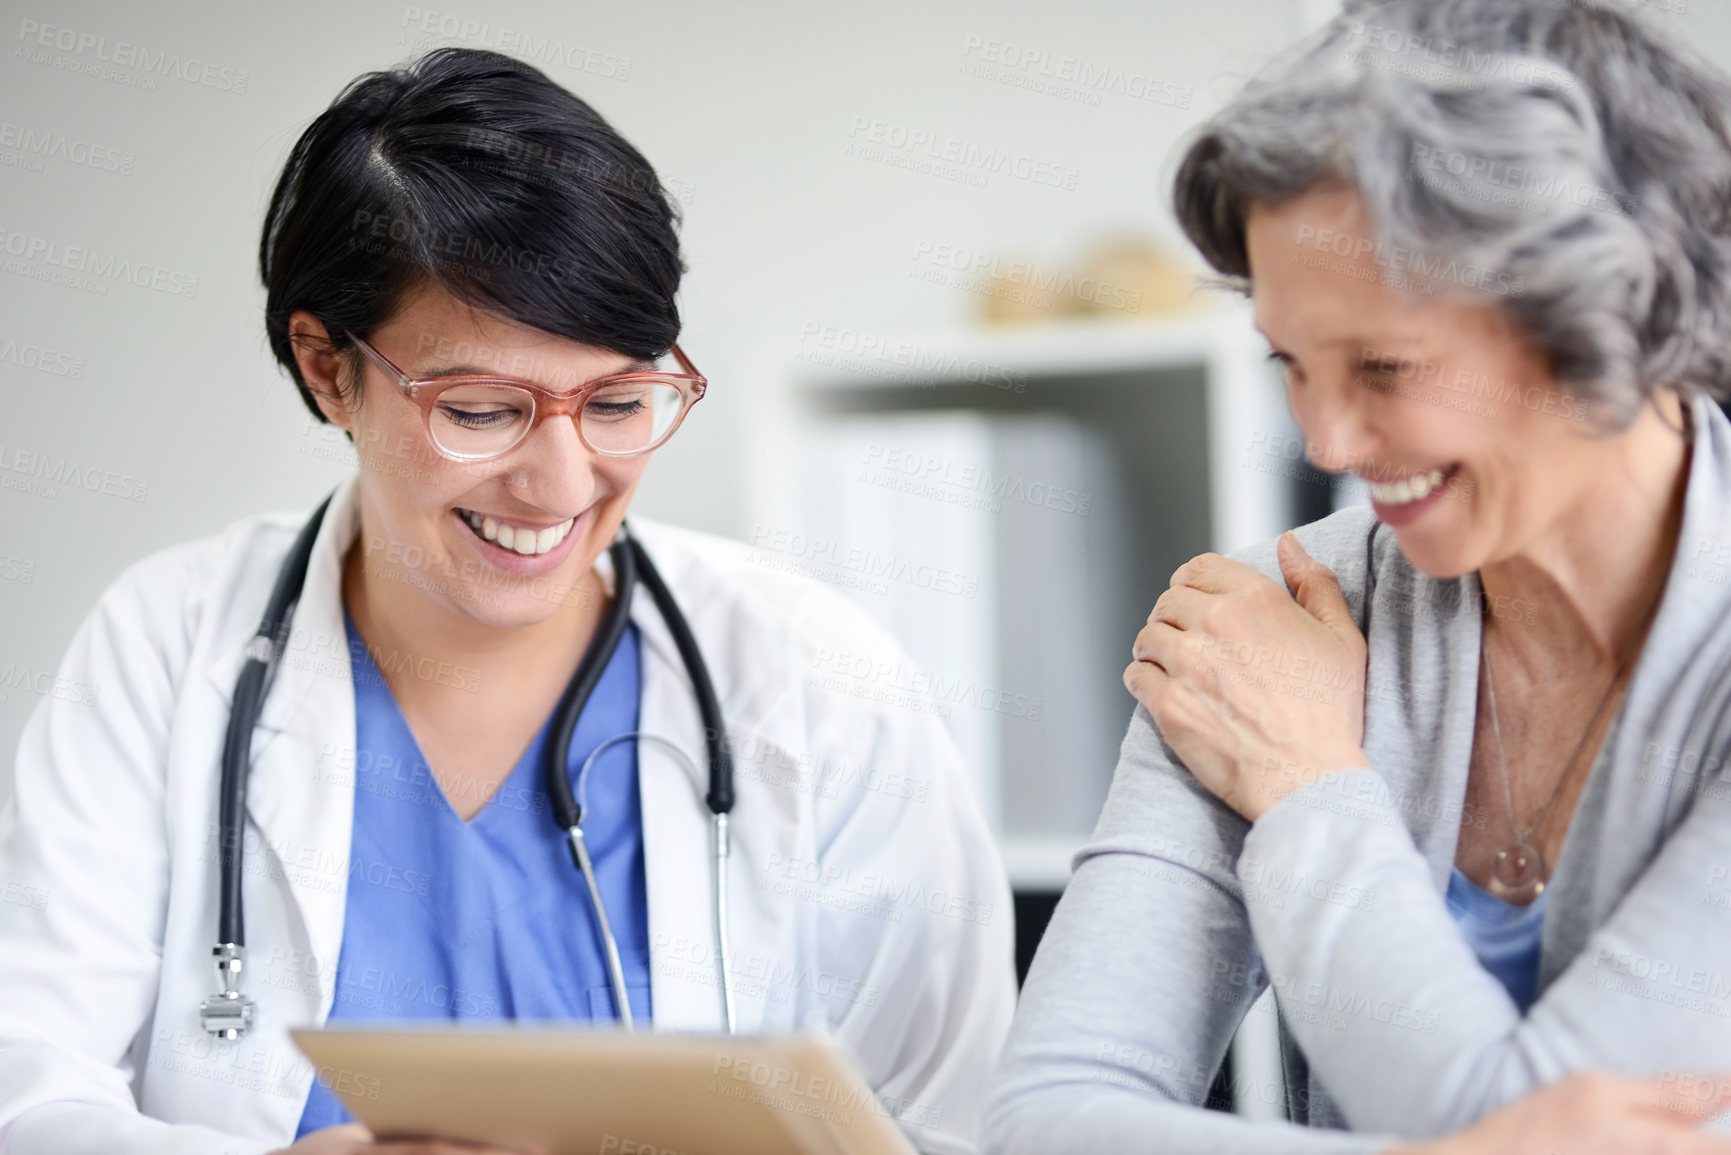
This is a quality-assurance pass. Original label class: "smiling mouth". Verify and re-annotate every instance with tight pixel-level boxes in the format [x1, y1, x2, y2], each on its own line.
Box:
[1364, 465, 1458, 507]
[455, 508, 576, 556]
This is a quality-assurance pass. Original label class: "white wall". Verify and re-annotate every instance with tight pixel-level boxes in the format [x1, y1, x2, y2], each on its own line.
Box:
[2, 0, 1721, 789]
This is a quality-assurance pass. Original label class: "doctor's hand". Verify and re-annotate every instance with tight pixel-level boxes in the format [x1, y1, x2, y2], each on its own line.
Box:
[1124, 533, 1370, 823]
[275, 1123, 549, 1155]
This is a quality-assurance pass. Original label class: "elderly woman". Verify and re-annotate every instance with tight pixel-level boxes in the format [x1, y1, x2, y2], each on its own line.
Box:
[988, 0, 1731, 1152]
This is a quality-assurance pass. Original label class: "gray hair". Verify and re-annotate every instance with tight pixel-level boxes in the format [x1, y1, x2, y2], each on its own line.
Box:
[1173, 0, 1731, 424]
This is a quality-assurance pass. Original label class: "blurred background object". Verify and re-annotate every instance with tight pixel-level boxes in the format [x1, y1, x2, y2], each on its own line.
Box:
[758, 309, 1305, 892]
[981, 236, 1208, 325]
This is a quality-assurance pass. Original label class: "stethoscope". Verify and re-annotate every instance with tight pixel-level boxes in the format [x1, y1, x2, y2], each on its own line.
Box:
[200, 492, 737, 1039]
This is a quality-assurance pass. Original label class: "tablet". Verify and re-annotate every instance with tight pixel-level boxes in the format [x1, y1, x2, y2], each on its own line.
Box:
[291, 1026, 920, 1155]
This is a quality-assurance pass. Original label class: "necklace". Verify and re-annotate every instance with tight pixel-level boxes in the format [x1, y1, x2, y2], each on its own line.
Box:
[1478, 582, 1662, 903]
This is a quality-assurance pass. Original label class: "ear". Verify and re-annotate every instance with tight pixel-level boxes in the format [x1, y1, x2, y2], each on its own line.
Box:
[287, 310, 357, 433]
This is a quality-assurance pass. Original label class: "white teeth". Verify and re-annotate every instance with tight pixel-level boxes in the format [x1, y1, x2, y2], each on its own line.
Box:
[1368, 469, 1447, 506]
[457, 509, 577, 557]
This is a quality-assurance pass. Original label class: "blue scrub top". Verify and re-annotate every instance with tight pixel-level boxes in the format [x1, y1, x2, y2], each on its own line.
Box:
[1445, 866, 1548, 1013]
[295, 613, 652, 1137]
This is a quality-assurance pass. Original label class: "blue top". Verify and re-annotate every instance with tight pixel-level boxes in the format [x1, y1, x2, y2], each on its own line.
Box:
[295, 613, 653, 1137]
[1444, 866, 1548, 1013]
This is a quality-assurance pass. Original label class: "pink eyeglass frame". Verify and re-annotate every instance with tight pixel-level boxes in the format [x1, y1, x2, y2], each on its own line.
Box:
[347, 332, 707, 461]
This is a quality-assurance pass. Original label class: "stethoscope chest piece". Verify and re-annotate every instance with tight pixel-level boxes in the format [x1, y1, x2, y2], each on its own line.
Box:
[199, 943, 255, 1039]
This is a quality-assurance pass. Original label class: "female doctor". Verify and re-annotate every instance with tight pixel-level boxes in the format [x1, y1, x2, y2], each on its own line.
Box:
[0, 48, 1013, 1155]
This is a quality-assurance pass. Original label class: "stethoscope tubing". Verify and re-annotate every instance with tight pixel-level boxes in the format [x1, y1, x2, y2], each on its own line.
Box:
[205, 493, 735, 1039]
[218, 493, 332, 946]
[573, 731, 738, 1034]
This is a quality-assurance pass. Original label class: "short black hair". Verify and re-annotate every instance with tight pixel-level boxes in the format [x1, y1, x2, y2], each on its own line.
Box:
[260, 47, 684, 421]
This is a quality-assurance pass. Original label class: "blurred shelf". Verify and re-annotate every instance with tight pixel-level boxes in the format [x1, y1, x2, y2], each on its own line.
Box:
[758, 305, 1305, 558]
[788, 311, 1264, 393]
[749, 301, 1314, 875]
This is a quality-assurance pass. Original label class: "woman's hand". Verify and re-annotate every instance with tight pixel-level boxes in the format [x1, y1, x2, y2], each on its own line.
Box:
[274, 1124, 547, 1154]
[1124, 533, 1370, 822]
[1387, 1071, 1731, 1154]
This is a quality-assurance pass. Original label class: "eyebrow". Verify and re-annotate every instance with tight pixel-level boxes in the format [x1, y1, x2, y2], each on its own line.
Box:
[1257, 331, 1420, 360]
[416, 358, 659, 379]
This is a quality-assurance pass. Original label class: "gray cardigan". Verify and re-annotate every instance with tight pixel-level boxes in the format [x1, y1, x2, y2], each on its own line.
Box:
[986, 392, 1731, 1153]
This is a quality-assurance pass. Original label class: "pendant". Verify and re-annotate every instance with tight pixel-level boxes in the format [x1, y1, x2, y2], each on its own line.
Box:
[1488, 841, 1546, 903]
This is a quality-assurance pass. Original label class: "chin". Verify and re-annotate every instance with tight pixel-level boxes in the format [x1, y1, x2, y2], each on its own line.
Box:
[447, 549, 601, 625]
[453, 586, 582, 630]
[1389, 529, 1479, 583]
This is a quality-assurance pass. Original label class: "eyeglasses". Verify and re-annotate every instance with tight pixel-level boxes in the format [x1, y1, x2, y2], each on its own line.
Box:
[347, 333, 707, 462]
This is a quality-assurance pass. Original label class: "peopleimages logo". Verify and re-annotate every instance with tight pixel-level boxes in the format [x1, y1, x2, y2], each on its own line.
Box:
[15, 19, 249, 93]
[1409, 144, 1640, 219]
[0, 225, 199, 298]
[347, 210, 572, 285]
[958, 35, 1193, 109]
[399, 7, 632, 81]
[0, 334, 84, 378]
[845, 116, 1080, 191]
[1345, 19, 1574, 95]
[1292, 224, 1524, 299]
[796, 323, 1027, 393]
[0, 443, 148, 502]
[748, 526, 980, 600]
[860, 443, 1091, 516]
[909, 240, 1143, 312]
[0, 122, 134, 175]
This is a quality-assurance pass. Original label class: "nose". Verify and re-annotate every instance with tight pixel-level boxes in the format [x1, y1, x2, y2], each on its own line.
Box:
[500, 407, 598, 512]
[1292, 377, 1378, 477]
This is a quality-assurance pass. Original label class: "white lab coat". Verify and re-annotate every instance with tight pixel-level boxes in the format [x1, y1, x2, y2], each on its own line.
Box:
[0, 477, 1015, 1155]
